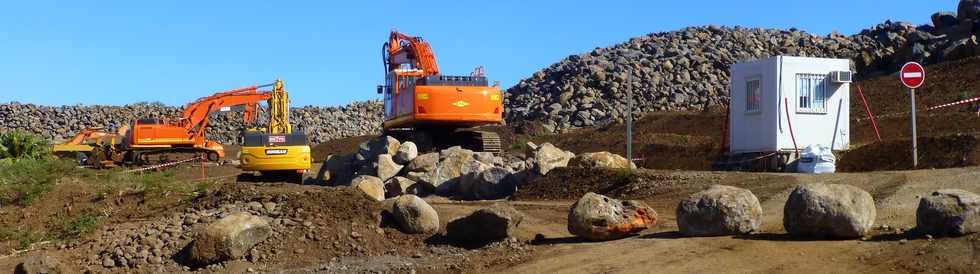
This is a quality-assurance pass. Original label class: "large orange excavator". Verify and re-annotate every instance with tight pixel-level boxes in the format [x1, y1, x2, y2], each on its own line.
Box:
[379, 30, 503, 153]
[123, 84, 275, 164]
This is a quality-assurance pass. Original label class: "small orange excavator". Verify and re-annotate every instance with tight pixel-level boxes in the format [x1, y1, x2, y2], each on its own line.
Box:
[122, 84, 275, 164]
[378, 30, 503, 153]
[54, 83, 277, 166]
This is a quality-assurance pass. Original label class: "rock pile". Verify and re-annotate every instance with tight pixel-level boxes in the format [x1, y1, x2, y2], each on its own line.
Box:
[0, 101, 382, 144]
[325, 136, 587, 201]
[79, 200, 285, 271]
[504, 0, 980, 133]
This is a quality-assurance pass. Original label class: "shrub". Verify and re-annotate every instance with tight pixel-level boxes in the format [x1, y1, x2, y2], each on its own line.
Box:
[0, 131, 49, 160]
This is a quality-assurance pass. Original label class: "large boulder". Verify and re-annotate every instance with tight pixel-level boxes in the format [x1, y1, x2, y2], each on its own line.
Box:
[384, 176, 417, 198]
[783, 183, 876, 238]
[932, 11, 959, 30]
[189, 212, 272, 265]
[459, 167, 514, 200]
[570, 151, 636, 170]
[323, 154, 354, 186]
[405, 152, 439, 172]
[407, 147, 476, 193]
[676, 185, 762, 236]
[567, 192, 658, 241]
[959, 0, 980, 21]
[357, 136, 400, 162]
[534, 143, 575, 175]
[392, 195, 440, 234]
[376, 154, 403, 182]
[15, 254, 64, 274]
[351, 175, 385, 201]
[394, 141, 419, 165]
[446, 204, 525, 245]
[916, 189, 980, 236]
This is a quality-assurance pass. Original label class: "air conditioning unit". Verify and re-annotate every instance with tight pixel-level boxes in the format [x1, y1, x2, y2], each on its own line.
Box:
[829, 71, 852, 83]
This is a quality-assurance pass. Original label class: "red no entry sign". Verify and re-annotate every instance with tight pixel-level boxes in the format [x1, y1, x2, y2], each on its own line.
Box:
[900, 62, 925, 89]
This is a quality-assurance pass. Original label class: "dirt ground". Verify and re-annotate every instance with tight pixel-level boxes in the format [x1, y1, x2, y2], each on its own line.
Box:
[0, 161, 978, 273]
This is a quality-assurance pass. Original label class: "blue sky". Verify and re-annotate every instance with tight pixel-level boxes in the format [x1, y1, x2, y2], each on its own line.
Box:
[0, 1, 953, 107]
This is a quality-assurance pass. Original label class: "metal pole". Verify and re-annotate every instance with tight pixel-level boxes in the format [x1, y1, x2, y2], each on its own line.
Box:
[910, 88, 918, 168]
[626, 87, 633, 171]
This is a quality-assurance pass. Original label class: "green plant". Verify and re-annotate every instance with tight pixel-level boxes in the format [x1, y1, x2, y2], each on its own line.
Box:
[613, 168, 639, 185]
[0, 227, 45, 250]
[509, 137, 529, 151]
[53, 208, 101, 240]
[181, 180, 213, 203]
[0, 131, 49, 160]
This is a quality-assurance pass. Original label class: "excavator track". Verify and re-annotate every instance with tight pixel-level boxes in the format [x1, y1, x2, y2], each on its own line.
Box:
[386, 128, 502, 155]
[475, 131, 502, 155]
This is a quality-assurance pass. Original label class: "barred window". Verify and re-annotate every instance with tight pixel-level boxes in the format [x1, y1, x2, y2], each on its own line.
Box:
[746, 78, 761, 113]
[797, 74, 828, 113]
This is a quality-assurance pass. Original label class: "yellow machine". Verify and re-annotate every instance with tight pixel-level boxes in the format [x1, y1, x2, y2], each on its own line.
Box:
[238, 79, 312, 182]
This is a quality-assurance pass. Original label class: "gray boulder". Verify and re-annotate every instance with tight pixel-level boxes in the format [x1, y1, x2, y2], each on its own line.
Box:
[394, 141, 419, 165]
[351, 175, 385, 202]
[932, 11, 959, 30]
[392, 195, 440, 234]
[405, 152, 438, 172]
[16, 254, 64, 274]
[357, 136, 400, 161]
[446, 204, 525, 244]
[677, 185, 762, 236]
[459, 167, 514, 200]
[323, 154, 354, 186]
[783, 183, 876, 238]
[567, 192, 658, 241]
[189, 212, 272, 265]
[534, 142, 575, 175]
[916, 189, 980, 236]
[376, 154, 403, 181]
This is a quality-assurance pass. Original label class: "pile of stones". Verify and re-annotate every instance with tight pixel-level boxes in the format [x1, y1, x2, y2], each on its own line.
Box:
[0, 101, 382, 144]
[504, 0, 980, 133]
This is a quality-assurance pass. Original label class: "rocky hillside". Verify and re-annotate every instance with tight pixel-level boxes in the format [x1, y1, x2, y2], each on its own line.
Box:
[504, 1, 980, 132]
[0, 101, 383, 144]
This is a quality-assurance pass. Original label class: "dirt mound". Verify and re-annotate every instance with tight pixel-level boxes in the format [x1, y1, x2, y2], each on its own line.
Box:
[839, 134, 980, 172]
[512, 167, 724, 201]
[311, 135, 374, 162]
[527, 111, 726, 171]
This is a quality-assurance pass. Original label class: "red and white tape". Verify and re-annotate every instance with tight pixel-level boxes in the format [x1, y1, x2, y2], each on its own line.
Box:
[125, 155, 204, 173]
[928, 95, 980, 111]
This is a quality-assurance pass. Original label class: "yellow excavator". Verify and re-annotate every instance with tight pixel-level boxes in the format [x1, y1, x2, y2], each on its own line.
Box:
[238, 79, 312, 183]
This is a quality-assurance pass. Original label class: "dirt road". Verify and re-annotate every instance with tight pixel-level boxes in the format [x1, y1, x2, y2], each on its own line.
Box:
[472, 167, 980, 274]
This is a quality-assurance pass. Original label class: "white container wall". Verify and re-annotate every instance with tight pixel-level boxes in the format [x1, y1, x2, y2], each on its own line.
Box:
[728, 56, 851, 154]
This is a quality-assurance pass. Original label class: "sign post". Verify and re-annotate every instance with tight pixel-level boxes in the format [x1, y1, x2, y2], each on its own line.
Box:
[900, 62, 925, 168]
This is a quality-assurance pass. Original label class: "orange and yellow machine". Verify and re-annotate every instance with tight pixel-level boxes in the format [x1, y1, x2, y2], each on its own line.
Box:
[378, 30, 503, 153]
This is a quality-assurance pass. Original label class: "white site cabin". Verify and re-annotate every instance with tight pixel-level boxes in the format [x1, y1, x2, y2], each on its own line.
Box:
[728, 56, 852, 158]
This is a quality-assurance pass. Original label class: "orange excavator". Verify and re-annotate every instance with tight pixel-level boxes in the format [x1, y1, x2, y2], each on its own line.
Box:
[122, 83, 275, 164]
[54, 83, 278, 166]
[379, 30, 503, 153]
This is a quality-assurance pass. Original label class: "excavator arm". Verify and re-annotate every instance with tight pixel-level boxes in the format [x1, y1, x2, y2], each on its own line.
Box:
[384, 30, 440, 76]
